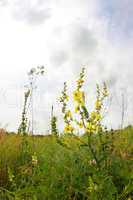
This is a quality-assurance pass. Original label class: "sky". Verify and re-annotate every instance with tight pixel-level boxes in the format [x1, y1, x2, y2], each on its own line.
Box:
[0, 0, 133, 133]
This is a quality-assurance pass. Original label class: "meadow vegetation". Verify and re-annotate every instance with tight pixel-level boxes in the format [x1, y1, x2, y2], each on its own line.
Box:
[0, 68, 132, 200]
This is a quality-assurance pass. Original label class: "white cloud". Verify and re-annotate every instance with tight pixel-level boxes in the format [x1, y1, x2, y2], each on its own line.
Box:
[12, 0, 51, 25]
[0, 0, 52, 25]
[99, 0, 133, 40]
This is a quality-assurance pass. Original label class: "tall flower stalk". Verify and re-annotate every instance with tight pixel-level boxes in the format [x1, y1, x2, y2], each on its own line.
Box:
[59, 82, 74, 134]
[18, 89, 30, 135]
[59, 67, 109, 169]
[27, 66, 45, 135]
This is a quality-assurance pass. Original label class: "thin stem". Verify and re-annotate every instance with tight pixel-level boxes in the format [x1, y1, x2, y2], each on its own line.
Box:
[79, 107, 100, 169]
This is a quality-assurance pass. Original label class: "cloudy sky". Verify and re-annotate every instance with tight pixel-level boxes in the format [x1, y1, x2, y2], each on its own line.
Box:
[0, 0, 133, 133]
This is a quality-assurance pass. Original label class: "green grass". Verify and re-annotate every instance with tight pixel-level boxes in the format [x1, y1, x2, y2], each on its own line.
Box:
[0, 126, 133, 200]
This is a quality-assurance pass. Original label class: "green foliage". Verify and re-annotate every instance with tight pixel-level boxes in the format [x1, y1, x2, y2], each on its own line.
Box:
[51, 116, 58, 136]
[50, 106, 58, 137]
[88, 172, 117, 200]
[0, 127, 133, 199]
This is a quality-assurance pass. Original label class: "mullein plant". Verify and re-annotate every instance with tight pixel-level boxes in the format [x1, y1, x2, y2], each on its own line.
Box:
[73, 68, 108, 135]
[18, 89, 30, 135]
[60, 67, 108, 135]
[59, 68, 122, 199]
[27, 66, 45, 135]
[50, 105, 58, 136]
[59, 82, 74, 135]
[59, 67, 109, 168]
[17, 66, 45, 173]
[18, 66, 45, 135]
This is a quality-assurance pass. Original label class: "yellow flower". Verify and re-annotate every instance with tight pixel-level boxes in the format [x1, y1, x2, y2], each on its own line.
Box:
[90, 111, 96, 120]
[64, 124, 74, 133]
[65, 95, 69, 101]
[96, 124, 102, 133]
[73, 90, 85, 105]
[95, 100, 102, 110]
[86, 122, 96, 133]
[103, 91, 108, 97]
[95, 113, 101, 121]
[74, 105, 80, 113]
[65, 110, 72, 119]
[77, 79, 84, 85]
[78, 121, 84, 128]
[102, 82, 108, 97]
[90, 111, 101, 122]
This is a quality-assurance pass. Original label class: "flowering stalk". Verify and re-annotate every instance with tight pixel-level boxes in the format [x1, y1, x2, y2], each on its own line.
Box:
[27, 66, 45, 135]
[51, 105, 58, 136]
[73, 68, 89, 131]
[60, 82, 74, 134]
[59, 67, 109, 169]
[18, 89, 30, 135]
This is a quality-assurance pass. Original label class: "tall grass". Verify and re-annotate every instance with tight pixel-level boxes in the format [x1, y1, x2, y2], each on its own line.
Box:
[0, 127, 133, 199]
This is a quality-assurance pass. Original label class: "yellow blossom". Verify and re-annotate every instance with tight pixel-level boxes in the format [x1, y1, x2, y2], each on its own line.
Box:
[95, 100, 102, 110]
[90, 111, 97, 120]
[65, 110, 72, 119]
[73, 90, 85, 105]
[95, 113, 101, 121]
[90, 111, 101, 122]
[74, 105, 80, 113]
[102, 82, 108, 97]
[65, 95, 69, 101]
[64, 124, 74, 133]
[77, 79, 84, 85]
[86, 122, 96, 133]
[102, 91, 108, 98]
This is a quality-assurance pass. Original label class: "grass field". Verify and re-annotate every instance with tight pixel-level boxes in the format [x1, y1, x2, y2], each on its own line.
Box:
[0, 126, 133, 200]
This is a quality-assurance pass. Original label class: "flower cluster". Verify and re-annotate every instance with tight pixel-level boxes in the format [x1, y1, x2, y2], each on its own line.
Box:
[72, 68, 89, 131]
[85, 83, 108, 134]
[60, 67, 109, 135]
[73, 68, 85, 109]
[18, 89, 30, 135]
[60, 82, 74, 134]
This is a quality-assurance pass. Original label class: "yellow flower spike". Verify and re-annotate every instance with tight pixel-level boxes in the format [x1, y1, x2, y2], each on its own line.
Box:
[96, 124, 103, 133]
[86, 122, 96, 133]
[90, 111, 102, 122]
[65, 110, 72, 119]
[64, 124, 74, 133]
[65, 95, 69, 101]
[90, 111, 97, 120]
[73, 90, 85, 105]
[102, 82, 108, 97]
[95, 100, 102, 110]
[95, 113, 102, 121]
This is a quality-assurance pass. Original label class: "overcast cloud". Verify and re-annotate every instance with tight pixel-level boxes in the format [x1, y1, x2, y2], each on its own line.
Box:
[0, 0, 132, 133]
